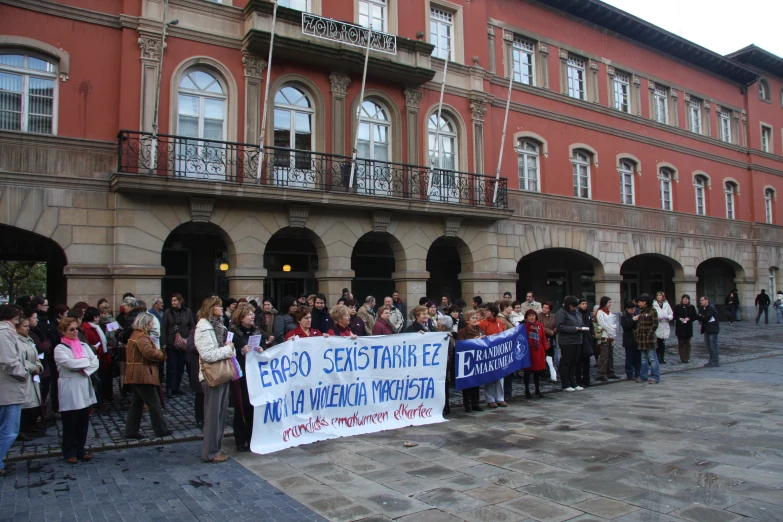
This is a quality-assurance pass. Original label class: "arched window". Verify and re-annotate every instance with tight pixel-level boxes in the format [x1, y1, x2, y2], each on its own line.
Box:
[694, 175, 707, 216]
[618, 160, 635, 205]
[659, 168, 673, 211]
[428, 113, 457, 171]
[572, 150, 591, 199]
[0, 52, 56, 134]
[178, 69, 226, 141]
[516, 140, 539, 192]
[357, 98, 392, 196]
[759, 79, 770, 101]
[273, 85, 313, 162]
[724, 181, 737, 220]
[765, 188, 775, 224]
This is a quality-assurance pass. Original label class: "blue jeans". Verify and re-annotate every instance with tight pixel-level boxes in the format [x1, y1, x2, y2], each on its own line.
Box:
[777, 307, 782, 324]
[639, 350, 660, 383]
[756, 306, 769, 324]
[625, 346, 641, 379]
[0, 404, 22, 470]
[704, 332, 719, 365]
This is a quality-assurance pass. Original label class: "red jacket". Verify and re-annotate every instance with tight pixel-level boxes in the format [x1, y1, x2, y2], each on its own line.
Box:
[371, 319, 395, 336]
[524, 321, 548, 372]
[330, 324, 353, 337]
[81, 321, 110, 369]
[479, 317, 506, 336]
[285, 326, 323, 340]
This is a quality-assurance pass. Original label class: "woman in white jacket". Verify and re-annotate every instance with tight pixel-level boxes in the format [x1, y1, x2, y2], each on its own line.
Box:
[653, 292, 673, 364]
[55, 317, 99, 463]
[194, 296, 235, 463]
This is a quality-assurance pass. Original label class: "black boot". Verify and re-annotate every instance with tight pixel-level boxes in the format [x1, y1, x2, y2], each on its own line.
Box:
[534, 374, 543, 398]
[523, 372, 532, 398]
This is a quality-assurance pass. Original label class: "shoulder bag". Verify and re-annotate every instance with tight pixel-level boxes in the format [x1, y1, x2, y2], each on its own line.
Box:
[198, 329, 234, 387]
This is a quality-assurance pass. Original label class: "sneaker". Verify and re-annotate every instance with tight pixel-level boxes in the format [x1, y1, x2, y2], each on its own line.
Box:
[564, 387, 576, 392]
[574, 386, 584, 391]
[648, 380, 658, 384]
[635, 378, 644, 383]
[608, 375, 621, 380]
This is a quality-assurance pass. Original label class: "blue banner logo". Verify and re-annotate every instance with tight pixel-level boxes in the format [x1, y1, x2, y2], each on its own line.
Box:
[454, 324, 530, 390]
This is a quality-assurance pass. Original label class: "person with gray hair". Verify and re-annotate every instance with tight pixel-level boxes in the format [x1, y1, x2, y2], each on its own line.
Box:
[124, 312, 170, 439]
[357, 296, 377, 335]
[150, 297, 164, 324]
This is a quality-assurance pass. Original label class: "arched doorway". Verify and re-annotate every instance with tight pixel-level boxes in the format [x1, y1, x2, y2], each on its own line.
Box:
[0, 224, 67, 306]
[162, 222, 230, 310]
[263, 227, 319, 305]
[516, 248, 602, 309]
[697, 258, 739, 321]
[620, 254, 681, 303]
[426, 237, 468, 302]
[352, 232, 399, 304]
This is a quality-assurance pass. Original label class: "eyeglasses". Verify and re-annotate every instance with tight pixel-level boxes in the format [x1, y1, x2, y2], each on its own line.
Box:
[67, 327, 78, 332]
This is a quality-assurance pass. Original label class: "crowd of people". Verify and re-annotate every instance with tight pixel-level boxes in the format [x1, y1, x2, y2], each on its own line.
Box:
[0, 286, 747, 472]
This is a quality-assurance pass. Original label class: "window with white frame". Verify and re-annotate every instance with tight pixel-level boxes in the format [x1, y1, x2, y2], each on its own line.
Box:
[359, 0, 386, 32]
[516, 140, 539, 192]
[430, 7, 453, 60]
[724, 181, 737, 220]
[278, 0, 310, 10]
[688, 97, 702, 135]
[719, 110, 732, 143]
[178, 70, 226, 142]
[694, 175, 707, 216]
[654, 86, 668, 124]
[428, 112, 457, 171]
[0, 53, 56, 134]
[659, 168, 673, 211]
[761, 125, 772, 153]
[512, 37, 535, 86]
[572, 150, 590, 199]
[759, 79, 769, 101]
[567, 56, 586, 100]
[614, 72, 630, 113]
[765, 188, 775, 224]
[273, 85, 314, 170]
[619, 160, 634, 205]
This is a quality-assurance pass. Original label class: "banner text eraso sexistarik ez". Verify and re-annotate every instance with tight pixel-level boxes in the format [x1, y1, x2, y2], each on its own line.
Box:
[245, 332, 449, 454]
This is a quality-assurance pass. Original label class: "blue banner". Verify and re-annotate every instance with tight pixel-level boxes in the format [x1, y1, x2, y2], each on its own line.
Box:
[454, 324, 530, 390]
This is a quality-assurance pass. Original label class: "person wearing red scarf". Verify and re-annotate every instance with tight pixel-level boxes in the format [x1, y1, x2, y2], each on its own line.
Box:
[478, 302, 507, 408]
[523, 310, 548, 399]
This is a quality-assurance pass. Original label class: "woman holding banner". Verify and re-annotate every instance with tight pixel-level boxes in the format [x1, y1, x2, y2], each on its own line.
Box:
[229, 303, 262, 453]
[330, 305, 357, 338]
[194, 297, 235, 463]
[405, 306, 431, 333]
[372, 306, 396, 336]
[523, 309, 548, 398]
[457, 310, 484, 412]
[285, 307, 327, 340]
[478, 302, 508, 408]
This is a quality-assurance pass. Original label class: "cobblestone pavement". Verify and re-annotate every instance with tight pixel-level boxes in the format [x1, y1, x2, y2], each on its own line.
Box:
[0, 441, 325, 522]
[7, 322, 783, 461]
[230, 352, 783, 522]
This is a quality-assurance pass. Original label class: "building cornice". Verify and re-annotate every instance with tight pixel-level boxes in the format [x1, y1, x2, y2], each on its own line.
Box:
[167, 26, 243, 50]
[0, 172, 110, 192]
[169, 0, 244, 22]
[0, 0, 121, 28]
[0, 130, 116, 152]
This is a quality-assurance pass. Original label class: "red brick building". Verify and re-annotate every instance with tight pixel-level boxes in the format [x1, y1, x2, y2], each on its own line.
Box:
[1, 0, 782, 319]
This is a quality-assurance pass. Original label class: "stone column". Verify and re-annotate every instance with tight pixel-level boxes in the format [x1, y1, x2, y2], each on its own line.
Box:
[315, 269, 355, 308]
[392, 271, 430, 312]
[403, 88, 422, 165]
[537, 43, 549, 90]
[592, 275, 623, 309]
[632, 75, 642, 116]
[329, 73, 351, 156]
[673, 276, 699, 302]
[703, 101, 712, 138]
[242, 52, 266, 145]
[458, 272, 518, 303]
[469, 99, 486, 174]
[487, 25, 496, 74]
[741, 112, 748, 148]
[112, 265, 166, 310]
[502, 30, 513, 78]
[735, 278, 757, 322]
[589, 60, 600, 104]
[226, 268, 267, 301]
[137, 33, 163, 133]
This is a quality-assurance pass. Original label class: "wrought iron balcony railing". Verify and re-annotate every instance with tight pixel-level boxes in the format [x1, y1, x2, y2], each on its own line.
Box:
[117, 131, 508, 210]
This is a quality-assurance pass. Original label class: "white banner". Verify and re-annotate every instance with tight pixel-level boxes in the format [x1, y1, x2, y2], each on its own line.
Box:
[245, 332, 448, 454]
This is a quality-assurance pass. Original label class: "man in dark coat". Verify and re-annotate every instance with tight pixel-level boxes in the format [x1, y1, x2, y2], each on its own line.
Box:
[620, 300, 640, 380]
[755, 289, 771, 325]
[673, 295, 698, 363]
[698, 296, 720, 367]
[310, 294, 334, 335]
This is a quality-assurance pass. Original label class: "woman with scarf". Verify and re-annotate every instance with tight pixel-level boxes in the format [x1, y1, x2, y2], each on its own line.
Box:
[478, 302, 507, 408]
[330, 305, 358, 338]
[522, 309, 548, 398]
[456, 310, 484, 412]
[346, 299, 367, 336]
[371, 306, 396, 335]
[229, 303, 263, 452]
[653, 292, 673, 364]
[285, 307, 327, 340]
[54, 317, 99, 463]
[194, 297, 235, 463]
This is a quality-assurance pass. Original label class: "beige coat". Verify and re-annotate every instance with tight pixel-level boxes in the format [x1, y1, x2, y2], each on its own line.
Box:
[357, 305, 376, 335]
[55, 341, 99, 412]
[0, 321, 28, 406]
[194, 319, 234, 382]
[18, 335, 43, 409]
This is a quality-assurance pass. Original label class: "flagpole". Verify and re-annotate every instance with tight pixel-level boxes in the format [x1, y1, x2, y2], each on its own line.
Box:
[149, 0, 170, 174]
[492, 70, 514, 204]
[256, 0, 278, 183]
[348, 25, 373, 190]
[425, 48, 450, 199]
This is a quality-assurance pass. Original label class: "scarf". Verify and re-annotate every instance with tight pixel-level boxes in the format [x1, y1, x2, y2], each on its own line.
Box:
[93, 322, 107, 353]
[209, 316, 227, 344]
[61, 336, 86, 359]
[527, 322, 541, 351]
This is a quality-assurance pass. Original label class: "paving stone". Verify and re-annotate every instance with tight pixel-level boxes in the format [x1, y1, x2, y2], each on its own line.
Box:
[395, 509, 464, 522]
[498, 495, 585, 522]
[465, 484, 523, 504]
[414, 487, 488, 512]
[669, 505, 743, 522]
[520, 481, 596, 506]
[727, 498, 783, 519]
[459, 464, 511, 478]
[491, 472, 536, 489]
[571, 497, 640, 519]
[354, 493, 431, 518]
[406, 465, 463, 481]
[459, 504, 530, 522]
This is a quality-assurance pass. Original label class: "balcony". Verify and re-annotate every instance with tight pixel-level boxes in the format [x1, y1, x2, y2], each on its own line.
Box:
[112, 131, 510, 217]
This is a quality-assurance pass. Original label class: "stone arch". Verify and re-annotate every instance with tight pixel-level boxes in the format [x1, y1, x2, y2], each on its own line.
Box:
[513, 224, 606, 277]
[620, 253, 685, 303]
[763, 185, 777, 199]
[0, 223, 68, 306]
[168, 56, 239, 142]
[265, 73, 328, 154]
[696, 256, 746, 320]
[695, 252, 746, 281]
[348, 89, 403, 163]
[622, 234, 686, 277]
[513, 131, 549, 157]
[516, 247, 605, 307]
[422, 103, 469, 171]
[426, 235, 474, 301]
[692, 170, 712, 189]
[722, 177, 741, 195]
[568, 143, 598, 166]
[616, 153, 641, 174]
[0, 35, 70, 80]
[656, 162, 679, 182]
[351, 231, 406, 303]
